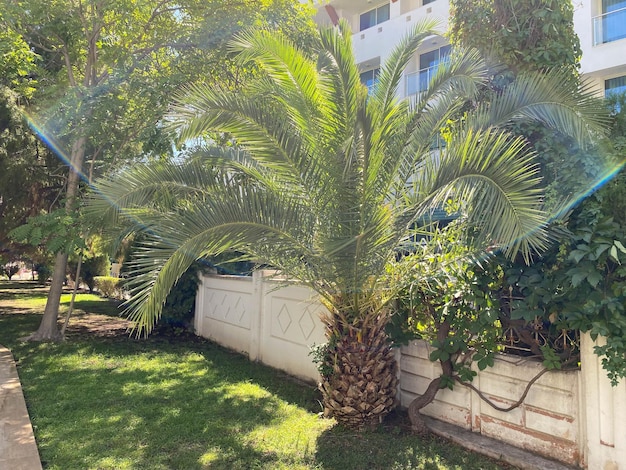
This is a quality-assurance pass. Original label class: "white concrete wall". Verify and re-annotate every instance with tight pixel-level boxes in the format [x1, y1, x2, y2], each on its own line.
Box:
[399, 340, 582, 466]
[580, 334, 626, 470]
[194, 272, 326, 382]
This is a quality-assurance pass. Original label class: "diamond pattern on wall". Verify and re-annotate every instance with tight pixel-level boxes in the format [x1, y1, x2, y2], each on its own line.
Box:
[205, 289, 250, 328]
[277, 304, 293, 334]
[299, 306, 317, 340]
[224, 296, 243, 321]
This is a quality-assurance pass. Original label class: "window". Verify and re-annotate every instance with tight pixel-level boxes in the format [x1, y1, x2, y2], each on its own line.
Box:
[423, 0, 437, 5]
[360, 3, 390, 31]
[406, 45, 451, 95]
[360, 68, 380, 93]
[606, 75, 626, 97]
[606, 75, 626, 111]
[593, 0, 626, 45]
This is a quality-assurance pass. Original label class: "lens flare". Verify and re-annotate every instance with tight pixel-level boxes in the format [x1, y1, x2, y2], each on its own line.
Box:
[550, 158, 626, 222]
[21, 110, 90, 185]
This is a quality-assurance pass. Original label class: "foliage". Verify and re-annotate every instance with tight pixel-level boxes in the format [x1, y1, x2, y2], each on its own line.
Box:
[88, 20, 606, 428]
[505, 171, 626, 385]
[449, 0, 602, 213]
[0, 12, 38, 98]
[501, 95, 626, 385]
[2, 264, 20, 280]
[67, 235, 111, 292]
[1, 0, 317, 341]
[34, 263, 51, 284]
[159, 265, 202, 330]
[93, 276, 122, 298]
[88, 23, 606, 335]
[448, 1, 626, 387]
[80, 255, 110, 293]
[0, 87, 62, 259]
[392, 226, 503, 388]
[449, 0, 581, 77]
[9, 208, 85, 255]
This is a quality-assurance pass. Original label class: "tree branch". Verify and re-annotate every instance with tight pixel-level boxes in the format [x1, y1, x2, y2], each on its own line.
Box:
[456, 367, 548, 412]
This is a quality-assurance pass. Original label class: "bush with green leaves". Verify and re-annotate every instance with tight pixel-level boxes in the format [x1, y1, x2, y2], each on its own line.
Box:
[34, 263, 51, 284]
[506, 173, 626, 385]
[69, 254, 110, 293]
[159, 267, 200, 330]
[504, 94, 626, 385]
[390, 226, 505, 431]
[94, 276, 122, 298]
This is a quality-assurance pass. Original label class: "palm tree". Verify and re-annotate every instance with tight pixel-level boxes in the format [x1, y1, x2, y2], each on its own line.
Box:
[88, 20, 606, 429]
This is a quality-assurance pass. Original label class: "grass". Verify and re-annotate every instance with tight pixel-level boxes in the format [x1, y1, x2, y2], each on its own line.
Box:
[0, 280, 515, 469]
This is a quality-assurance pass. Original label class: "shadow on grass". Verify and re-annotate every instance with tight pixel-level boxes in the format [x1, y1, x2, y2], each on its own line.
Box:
[0, 307, 324, 469]
[0, 280, 48, 301]
[23, 348, 285, 469]
[314, 412, 514, 470]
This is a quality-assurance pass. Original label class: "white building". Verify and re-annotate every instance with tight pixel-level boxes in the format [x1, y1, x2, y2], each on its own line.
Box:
[313, 0, 626, 99]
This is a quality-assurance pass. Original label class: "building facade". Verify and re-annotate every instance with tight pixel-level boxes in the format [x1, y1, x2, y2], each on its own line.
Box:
[313, 0, 626, 99]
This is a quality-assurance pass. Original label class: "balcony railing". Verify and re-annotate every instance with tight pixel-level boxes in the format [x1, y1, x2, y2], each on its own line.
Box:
[593, 7, 626, 45]
[406, 65, 437, 96]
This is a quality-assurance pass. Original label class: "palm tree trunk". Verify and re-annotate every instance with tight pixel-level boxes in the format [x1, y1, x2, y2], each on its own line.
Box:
[319, 309, 399, 430]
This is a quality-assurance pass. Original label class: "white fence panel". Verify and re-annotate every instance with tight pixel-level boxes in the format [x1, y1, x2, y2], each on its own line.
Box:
[195, 272, 325, 382]
[260, 282, 326, 381]
[581, 334, 626, 470]
[194, 274, 258, 359]
[399, 340, 582, 466]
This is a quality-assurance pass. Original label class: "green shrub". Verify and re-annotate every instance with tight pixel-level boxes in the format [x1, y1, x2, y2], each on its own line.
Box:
[34, 263, 51, 284]
[159, 267, 200, 331]
[94, 276, 121, 298]
[70, 255, 110, 292]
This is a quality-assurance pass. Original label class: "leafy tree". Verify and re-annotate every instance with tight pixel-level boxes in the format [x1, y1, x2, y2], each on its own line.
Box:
[0, 22, 62, 264]
[451, 0, 626, 386]
[0, 12, 37, 98]
[0, 87, 65, 262]
[2, 0, 316, 341]
[88, 21, 605, 429]
[2, 263, 20, 280]
[449, 0, 595, 211]
[504, 94, 626, 385]
[449, 0, 581, 77]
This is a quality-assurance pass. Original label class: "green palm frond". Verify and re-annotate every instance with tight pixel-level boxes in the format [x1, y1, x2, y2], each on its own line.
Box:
[474, 68, 609, 143]
[88, 19, 608, 335]
[415, 47, 487, 106]
[230, 28, 321, 131]
[413, 127, 547, 263]
[370, 19, 439, 116]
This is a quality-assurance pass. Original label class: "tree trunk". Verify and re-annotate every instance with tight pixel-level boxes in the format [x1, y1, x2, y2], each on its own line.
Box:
[407, 376, 442, 434]
[318, 310, 399, 430]
[26, 251, 68, 342]
[26, 136, 86, 342]
[406, 320, 453, 433]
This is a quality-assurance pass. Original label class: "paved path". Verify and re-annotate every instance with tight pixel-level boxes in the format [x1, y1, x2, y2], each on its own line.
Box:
[0, 345, 42, 470]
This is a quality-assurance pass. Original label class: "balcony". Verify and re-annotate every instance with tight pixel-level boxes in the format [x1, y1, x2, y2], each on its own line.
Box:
[593, 6, 626, 45]
[406, 65, 437, 95]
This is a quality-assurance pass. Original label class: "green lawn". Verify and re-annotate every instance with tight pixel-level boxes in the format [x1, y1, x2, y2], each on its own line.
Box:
[0, 280, 514, 469]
